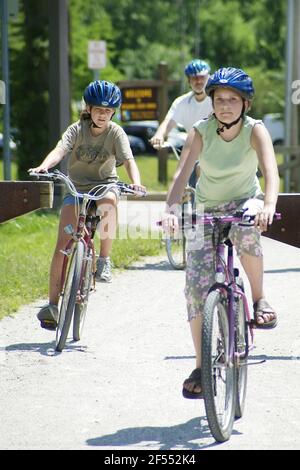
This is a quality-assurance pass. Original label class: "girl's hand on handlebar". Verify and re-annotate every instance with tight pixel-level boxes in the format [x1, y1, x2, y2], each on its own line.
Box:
[28, 165, 49, 174]
[255, 202, 276, 232]
[128, 183, 147, 196]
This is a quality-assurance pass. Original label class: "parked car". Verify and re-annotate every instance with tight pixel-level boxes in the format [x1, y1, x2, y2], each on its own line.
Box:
[122, 120, 188, 153]
[262, 113, 284, 146]
[127, 134, 146, 155]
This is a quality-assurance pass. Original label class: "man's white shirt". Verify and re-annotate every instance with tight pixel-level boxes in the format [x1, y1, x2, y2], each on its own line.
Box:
[166, 91, 213, 131]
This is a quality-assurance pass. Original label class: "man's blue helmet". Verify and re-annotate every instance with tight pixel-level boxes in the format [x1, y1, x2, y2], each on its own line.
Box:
[205, 67, 254, 100]
[184, 59, 211, 77]
[83, 80, 122, 108]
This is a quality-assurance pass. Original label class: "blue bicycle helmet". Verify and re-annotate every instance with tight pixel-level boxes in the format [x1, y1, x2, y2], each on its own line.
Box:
[205, 67, 254, 100]
[83, 80, 122, 108]
[184, 59, 211, 76]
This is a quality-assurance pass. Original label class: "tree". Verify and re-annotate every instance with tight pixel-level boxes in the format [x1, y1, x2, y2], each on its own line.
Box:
[10, 0, 49, 179]
[69, 0, 121, 106]
[6, 0, 287, 179]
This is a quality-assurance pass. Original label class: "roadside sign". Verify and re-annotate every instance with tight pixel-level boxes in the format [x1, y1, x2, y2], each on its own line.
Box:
[88, 40, 106, 70]
[8, 0, 19, 19]
[120, 86, 158, 121]
[0, 81, 5, 104]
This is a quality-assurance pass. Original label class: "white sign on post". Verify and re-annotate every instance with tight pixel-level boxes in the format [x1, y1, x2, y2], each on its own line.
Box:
[88, 40, 107, 70]
[0, 81, 6, 104]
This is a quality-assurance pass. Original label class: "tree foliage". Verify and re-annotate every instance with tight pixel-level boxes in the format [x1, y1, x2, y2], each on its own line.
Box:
[6, 0, 287, 177]
[10, 0, 49, 179]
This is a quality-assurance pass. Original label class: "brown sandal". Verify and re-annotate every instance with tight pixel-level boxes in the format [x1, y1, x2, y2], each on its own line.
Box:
[253, 299, 277, 329]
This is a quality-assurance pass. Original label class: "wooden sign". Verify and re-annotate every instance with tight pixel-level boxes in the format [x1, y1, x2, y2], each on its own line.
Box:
[120, 85, 159, 122]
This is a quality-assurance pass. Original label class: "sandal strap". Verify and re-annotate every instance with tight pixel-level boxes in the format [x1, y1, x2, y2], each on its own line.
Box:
[183, 368, 202, 386]
[253, 299, 276, 315]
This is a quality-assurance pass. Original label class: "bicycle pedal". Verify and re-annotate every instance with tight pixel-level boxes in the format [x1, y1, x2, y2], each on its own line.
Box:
[40, 320, 57, 331]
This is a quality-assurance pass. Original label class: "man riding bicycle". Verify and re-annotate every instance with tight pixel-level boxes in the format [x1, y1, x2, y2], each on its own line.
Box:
[150, 59, 212, 188]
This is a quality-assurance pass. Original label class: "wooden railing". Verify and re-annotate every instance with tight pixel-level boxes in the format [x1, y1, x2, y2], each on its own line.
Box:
[0, 181, 53, 223]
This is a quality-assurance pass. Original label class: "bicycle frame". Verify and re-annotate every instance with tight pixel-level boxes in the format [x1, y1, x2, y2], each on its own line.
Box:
[196, 212, 268, 364]
[210, 229, 254, 365]
[59, 195, 98, 301]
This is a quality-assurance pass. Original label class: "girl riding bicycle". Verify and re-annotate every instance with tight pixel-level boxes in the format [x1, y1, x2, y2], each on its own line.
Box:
[163, 67, 280, 399]
[30, 80, 145, 330]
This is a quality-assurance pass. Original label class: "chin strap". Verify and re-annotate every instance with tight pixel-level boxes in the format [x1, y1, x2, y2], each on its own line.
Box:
[215, 114, 242, 135]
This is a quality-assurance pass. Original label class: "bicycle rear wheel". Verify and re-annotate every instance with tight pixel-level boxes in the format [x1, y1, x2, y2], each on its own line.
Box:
[202, 289, 236, 442]
[234, 283, 248, 419]
[165, 230, 186, 270]
[73, 247, 94, 342]
[55, 242, 84, 352]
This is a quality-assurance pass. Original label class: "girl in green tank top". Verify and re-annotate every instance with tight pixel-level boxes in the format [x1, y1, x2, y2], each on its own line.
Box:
[163, 68, 280, 399]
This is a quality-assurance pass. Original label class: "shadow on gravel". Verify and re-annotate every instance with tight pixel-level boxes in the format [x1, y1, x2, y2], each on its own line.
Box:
[264, 268, 300, 273]
[86, 417, 224, 450]
[126, 261, 179, 271]
[250, 354, 300, 361]
[4, 341, 88, 356]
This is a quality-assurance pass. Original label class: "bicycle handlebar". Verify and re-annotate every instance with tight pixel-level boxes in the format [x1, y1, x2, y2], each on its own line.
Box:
[152, 141, 181, 161]
[157, 211, 282, 227]
[28, 169, 146, 199]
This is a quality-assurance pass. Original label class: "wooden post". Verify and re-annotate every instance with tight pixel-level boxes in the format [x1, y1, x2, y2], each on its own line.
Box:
[262, 193, 300, 248]
[158, 62, 169, 184]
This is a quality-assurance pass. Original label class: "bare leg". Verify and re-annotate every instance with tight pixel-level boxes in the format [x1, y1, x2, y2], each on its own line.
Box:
[239, 253, 274, 324]
[49, 205, 77, 305]
[184, 315, 203, 393]
[97, 192, 118, 257]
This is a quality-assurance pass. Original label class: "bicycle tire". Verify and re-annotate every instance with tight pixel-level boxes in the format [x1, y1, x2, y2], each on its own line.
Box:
[165, 231, 186, 270]
[234, 282, 248, 419]
[202, 289, 236, 442]
[73, 247, 94, 341]
[55, 242, 84, 352]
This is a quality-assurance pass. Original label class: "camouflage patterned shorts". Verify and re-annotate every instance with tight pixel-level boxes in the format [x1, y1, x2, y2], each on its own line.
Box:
[185, 197, 263, 321]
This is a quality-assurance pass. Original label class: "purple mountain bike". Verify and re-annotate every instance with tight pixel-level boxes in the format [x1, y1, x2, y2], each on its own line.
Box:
[187, 210, 281, 442]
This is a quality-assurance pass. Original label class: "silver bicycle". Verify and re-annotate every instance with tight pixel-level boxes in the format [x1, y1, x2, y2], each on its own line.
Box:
[155, 141, 195, 270]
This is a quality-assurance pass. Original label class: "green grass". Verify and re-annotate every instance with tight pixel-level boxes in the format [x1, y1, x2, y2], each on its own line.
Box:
[0, 159, 18, 180]
[0, 212, 59, 319]
[0, 212, 163, 320]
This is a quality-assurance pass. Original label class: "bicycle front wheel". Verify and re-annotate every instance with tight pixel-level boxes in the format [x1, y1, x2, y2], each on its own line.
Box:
[234, 284, 248, 419]
[56, 242, 84, 352]
[73, 247, 94, 342]
[202, 289, 236, 442]
[165, 231, 186, 270]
